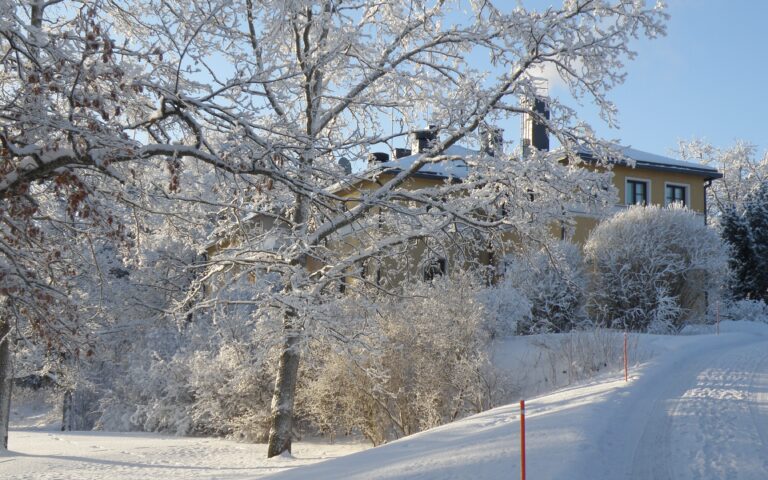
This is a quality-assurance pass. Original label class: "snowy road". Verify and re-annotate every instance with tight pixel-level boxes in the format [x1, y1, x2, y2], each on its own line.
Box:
[569, 332, 768, 479]
[629, 340, 768, 479]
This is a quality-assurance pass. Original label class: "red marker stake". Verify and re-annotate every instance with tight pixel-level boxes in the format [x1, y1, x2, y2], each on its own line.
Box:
[520, 400, 526, 480]
[624, 331, 628, 382]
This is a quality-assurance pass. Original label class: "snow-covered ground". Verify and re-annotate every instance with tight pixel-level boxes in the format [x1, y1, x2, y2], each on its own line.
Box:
[2, 321, 767, 480]
[0, 430, 365, 480]
[3, 389, 365, 480]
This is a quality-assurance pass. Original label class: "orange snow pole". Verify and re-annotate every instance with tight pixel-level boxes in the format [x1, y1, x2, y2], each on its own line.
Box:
[520, 400, 526, 480]
[623, 331, 628, 382]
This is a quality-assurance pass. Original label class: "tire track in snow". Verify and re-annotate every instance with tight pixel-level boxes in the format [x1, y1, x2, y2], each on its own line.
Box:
[629, 339, 768, 480]
[624, 347, 717, 480]
[747, 353, 768, 454]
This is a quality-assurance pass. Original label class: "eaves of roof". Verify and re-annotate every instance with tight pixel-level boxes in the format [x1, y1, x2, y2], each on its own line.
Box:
[575, 152, 723, 180]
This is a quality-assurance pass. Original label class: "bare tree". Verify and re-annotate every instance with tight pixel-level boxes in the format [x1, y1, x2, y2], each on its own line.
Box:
[678, 139, 768, 218]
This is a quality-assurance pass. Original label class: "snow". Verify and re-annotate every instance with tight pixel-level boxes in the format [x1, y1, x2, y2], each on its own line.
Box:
[621, 146, 720, 173]
[4, 321, 768, 479]
[266, 321, 768, 480]
[576, 144, 721, 175]
[373, 145, 475, 179]
[0, 430, 365, 480]
[359, 143, 719, 184]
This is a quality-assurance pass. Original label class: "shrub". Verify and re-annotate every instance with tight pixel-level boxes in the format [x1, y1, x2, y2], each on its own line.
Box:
[723, 299, 768, 323]
[98, 333, 277, 441]
[499, 241, 587, 333]
[300, 272, 503, 445]
[584, 205, 728, 332]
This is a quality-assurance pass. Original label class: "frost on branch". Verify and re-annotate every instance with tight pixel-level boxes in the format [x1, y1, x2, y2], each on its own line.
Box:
[678, 139, 768, 218]
[0, 0, 669, 454]
[300, 272, 505, 446]
[496, 240, 587, 334]
[585, 205, 728, 332]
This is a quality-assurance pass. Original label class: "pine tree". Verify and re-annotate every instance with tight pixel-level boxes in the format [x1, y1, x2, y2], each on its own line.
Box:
[721, 182, 768, 301]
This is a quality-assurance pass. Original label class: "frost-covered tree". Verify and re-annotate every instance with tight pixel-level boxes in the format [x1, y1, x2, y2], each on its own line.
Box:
[678, 140, 768, 219]
[0, 0, 667, 455]
[585, 205, 728, 332]
[500, 241, 587, 334]
[720, 182, 768, 302]
[677, 141, 768, 308]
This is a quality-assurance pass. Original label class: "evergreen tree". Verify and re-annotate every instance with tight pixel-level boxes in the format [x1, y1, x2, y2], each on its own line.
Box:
[721, 182, 768, 301]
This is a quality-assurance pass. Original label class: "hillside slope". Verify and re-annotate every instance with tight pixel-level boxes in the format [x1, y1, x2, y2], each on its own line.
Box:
[266, 322, 768, 480]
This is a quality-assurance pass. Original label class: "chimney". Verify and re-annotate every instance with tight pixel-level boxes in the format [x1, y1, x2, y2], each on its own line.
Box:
[480, 127, 504, 157]
[338, 156, 352, 174]
[410, 126, 437, 154]
[394, 148, 412, 159]
[367, 152, 390, 165]
[521, 97, 550, 154]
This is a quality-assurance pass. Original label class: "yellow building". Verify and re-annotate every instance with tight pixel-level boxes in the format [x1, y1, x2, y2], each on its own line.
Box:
[203, 123, 721, 294]
[332, 127, 721, 284]
[564, 145, 722, 244]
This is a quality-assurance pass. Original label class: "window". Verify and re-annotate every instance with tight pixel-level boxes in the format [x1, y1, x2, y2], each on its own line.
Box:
[625, 179, 649, 206]
[665, 184, 687, 206]
[423, 257, 446, 281]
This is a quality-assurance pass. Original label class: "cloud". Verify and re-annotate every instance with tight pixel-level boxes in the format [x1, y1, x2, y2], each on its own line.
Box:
[528, 59, 584, 93]
[529, 63, 565, 90]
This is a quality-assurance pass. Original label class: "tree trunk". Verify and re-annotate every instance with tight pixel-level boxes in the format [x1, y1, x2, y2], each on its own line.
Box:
[0, 317, 13, 451]
[61, 390, 72, 431]
[266, 319, 301, 458]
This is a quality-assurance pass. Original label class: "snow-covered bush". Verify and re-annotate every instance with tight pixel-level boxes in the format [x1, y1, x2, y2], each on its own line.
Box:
[301, 272, 502, 445]
[99, 343, 277, 440]
[477, 277, 532, 337]
[96, 312, 280, 441]
[723, 299, 768, 323]
[499, 241, 587, 334]
[585, 205, 728, 332]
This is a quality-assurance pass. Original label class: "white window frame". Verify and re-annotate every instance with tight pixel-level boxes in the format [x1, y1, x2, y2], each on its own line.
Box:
[664, 182, 690, 207]
[625, 177, 651, 206]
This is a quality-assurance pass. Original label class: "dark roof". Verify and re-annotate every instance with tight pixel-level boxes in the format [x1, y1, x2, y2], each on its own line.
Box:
[574, 145, 723, 179]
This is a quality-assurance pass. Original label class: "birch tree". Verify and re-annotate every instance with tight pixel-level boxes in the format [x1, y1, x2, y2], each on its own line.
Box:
[1, 0, 667, 455]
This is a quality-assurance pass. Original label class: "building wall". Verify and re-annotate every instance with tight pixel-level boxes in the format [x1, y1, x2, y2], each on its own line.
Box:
[567, 164, 713, 246]
[339, 162, 714, 253]
[612, 164, 707, 213]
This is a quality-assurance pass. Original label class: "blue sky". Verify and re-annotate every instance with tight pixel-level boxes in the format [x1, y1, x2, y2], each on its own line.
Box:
[553, 0, 768, 158]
